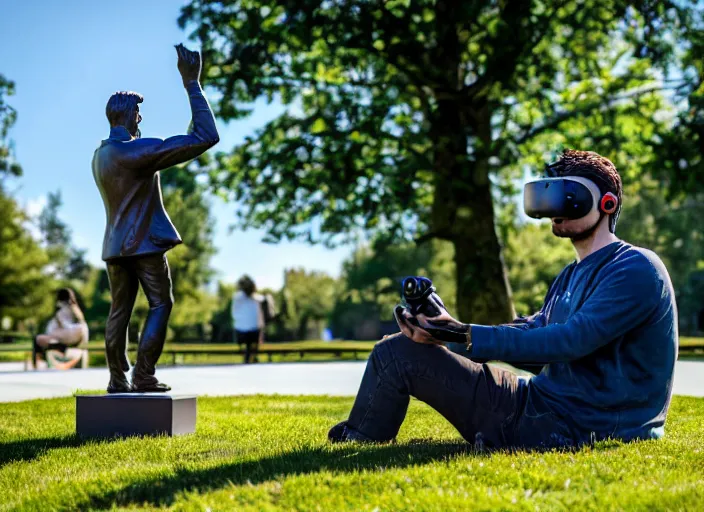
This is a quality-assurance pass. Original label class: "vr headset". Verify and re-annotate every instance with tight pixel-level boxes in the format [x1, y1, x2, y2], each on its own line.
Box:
[523, 177, 618, 224]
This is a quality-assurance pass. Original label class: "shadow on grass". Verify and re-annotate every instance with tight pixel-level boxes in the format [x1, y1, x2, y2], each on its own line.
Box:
[81, 439, 477, 510]
[0, 434, 100, 468]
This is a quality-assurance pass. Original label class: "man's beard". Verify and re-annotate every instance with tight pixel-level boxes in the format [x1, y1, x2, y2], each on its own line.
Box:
[552, 213, 605, 242]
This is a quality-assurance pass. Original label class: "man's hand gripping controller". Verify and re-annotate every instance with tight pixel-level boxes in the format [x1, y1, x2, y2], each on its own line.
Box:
[398, 277, 470, 344]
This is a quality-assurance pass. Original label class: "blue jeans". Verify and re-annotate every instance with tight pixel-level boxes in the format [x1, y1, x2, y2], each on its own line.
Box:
[345, 333, 576, 450]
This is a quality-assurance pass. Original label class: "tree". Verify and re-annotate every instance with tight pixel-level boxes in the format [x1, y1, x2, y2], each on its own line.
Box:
[280, 268, 338, 339]
[0, 74, 21, 178]
[0, 187, 52, 324]
[502, 222, 574, 317]
[80, 267, 112, 329]
[37, 191, 91, 283]
[180, 0, 694, 324]
[648, 17, 704, 198]
[0, 73, 51, 327]
[209, 281, 236, 342]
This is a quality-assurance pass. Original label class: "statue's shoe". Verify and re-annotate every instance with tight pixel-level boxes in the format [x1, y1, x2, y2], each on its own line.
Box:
[131, 381, 171, 393]
[107, 378, 132, 394]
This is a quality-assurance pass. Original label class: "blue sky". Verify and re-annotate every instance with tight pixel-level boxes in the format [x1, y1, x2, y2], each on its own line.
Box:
[0, 0, 355, 290]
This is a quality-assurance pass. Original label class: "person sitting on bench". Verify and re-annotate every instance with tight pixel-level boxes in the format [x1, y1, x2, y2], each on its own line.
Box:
[34, 288, 89, 369]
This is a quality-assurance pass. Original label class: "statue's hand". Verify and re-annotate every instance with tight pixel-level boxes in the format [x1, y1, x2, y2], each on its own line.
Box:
[175, 43, 201, 86]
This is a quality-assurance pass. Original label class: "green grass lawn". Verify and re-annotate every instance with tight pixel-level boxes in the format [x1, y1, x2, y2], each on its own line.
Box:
[1, 395, 703, 511]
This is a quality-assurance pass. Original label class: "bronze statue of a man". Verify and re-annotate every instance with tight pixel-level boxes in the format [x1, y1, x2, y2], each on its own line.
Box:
[92, 44, 219, 393]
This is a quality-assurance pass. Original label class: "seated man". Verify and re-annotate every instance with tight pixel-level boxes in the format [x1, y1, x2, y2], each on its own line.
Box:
[329, 149, 678, 450]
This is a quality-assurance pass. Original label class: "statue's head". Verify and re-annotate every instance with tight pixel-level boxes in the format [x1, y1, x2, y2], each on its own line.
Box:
[106, 91, 143, 138]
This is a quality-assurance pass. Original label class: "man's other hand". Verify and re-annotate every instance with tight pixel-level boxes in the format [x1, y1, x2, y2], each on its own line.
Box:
[415, 293, 465, 331]
[393, 306, 443, 345]
[175, 43, 201, 86]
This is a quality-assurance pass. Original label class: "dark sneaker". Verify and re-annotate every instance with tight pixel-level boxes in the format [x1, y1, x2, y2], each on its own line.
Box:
[327, 421, 376, 443]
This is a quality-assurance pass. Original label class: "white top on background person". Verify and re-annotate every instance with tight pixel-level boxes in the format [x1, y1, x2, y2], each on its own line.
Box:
[45, 288, 89, 346]
[46, 302, 89, 345]
[231, 275, 264, 333]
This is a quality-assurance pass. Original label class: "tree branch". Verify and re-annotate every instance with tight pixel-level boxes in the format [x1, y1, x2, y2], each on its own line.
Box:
[414, 229, 455, 245]
[513, 82, 686, 147]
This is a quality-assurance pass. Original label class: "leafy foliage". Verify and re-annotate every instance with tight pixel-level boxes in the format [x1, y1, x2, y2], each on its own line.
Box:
[280, 267, 338, 339]
[648, 14, 704, 198]
[0, 74, 21, 178]
[503, 222, 575, 317]
[37, 191, 90, 283]
[0, 187, 52, 324]
[179, 0, 697, 324]
[209, 281, 237, 342]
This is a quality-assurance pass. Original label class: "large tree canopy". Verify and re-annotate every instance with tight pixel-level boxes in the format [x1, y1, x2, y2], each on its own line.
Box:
[180, 0, 696, 323]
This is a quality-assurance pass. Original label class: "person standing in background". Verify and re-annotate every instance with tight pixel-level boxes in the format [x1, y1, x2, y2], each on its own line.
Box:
[232, 275, 264, 364]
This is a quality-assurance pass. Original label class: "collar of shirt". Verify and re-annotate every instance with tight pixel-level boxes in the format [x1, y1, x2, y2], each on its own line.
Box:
[108, 126, 133, 141]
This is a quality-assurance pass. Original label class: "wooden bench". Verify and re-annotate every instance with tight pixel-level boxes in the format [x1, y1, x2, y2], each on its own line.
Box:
[0, 341, 375, 370]
[3, 336, 703, 371]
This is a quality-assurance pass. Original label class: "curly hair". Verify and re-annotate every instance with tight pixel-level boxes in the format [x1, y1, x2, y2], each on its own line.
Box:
[105, 91, 143, 127]
[544, 149, 623, 232]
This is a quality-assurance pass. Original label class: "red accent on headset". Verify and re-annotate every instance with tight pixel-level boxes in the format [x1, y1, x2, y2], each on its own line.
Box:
[600, 193, 617, 214]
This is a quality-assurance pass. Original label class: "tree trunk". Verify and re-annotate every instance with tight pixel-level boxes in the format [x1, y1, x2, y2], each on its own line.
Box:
[427, 98, 515, 325]
[450, 183, 516, 325]
[296, 314, 309, 341]
[430, 161, 515, 325]
[425, 0, 515, 326]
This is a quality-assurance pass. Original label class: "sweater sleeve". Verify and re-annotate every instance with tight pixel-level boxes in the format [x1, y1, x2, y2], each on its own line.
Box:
[470, 255, 662, 363]
[497, 271, 565, 331]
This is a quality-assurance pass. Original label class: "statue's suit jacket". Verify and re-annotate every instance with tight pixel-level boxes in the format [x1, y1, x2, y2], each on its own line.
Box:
[92, 81, 219, 262]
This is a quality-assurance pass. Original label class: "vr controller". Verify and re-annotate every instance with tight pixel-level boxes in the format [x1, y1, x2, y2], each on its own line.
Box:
[399, 276, 454, 328]
[401, 276, 445, 318]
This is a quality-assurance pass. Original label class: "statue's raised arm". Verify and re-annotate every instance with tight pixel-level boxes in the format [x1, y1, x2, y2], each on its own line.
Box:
[113, 44, 220, 174]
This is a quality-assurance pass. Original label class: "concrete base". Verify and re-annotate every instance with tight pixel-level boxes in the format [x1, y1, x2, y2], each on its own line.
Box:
[76, 393, 196, 438]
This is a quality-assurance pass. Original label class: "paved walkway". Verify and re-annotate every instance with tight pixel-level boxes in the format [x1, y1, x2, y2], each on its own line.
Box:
[0, 361, 702, 403]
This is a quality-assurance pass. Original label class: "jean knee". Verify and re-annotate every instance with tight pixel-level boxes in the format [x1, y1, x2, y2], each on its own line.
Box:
[373, 333, 410, 367]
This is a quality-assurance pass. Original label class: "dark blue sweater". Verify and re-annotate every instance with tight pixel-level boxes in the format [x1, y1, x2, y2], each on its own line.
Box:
[471, 241, 678, 443]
